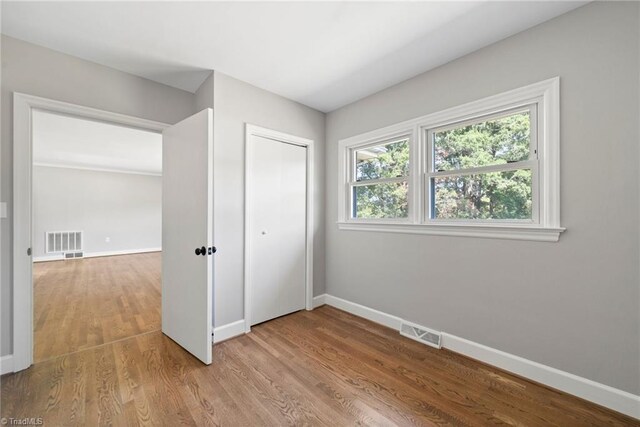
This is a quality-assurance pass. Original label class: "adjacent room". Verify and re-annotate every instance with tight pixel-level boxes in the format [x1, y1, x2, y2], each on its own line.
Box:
[31, 110, 162, 362]
[1, 1, 639, 426]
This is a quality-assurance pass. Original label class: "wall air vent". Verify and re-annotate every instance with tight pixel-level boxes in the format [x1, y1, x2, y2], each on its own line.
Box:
[400, 321, 442, 349]
[46, 231, 83, 254]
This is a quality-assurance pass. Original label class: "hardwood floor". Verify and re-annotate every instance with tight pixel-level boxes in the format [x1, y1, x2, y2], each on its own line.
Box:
[3, 305, 637, 426]
[33, 252, 161, 362]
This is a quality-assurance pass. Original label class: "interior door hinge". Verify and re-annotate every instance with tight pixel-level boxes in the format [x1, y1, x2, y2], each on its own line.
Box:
[27, 247, 32, 256]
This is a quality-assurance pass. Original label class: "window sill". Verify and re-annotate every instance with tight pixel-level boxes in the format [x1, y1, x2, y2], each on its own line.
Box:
[337, 221, 565, 242]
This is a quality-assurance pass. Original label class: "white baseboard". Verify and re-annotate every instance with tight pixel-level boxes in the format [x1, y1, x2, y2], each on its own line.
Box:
[317, 293, 640, 420]
[213, 320, 245, 343]
[441, 333, 640, 420]
[324, 294, 402, 330]
[1, 354, 14, 375]
[312, 294, 327, 308]
[84, 248, 162, 258]
[33, 254, 64, 262]
[34, 247, 161, 262]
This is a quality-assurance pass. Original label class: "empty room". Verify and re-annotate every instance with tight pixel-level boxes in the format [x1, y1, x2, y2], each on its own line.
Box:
[1, 1, 639, 426]
[31, 110, 163, 362]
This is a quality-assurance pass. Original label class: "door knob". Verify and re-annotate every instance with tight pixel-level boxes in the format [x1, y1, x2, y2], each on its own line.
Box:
[208, 246, 217, 255]
[195, 246, 206, 256]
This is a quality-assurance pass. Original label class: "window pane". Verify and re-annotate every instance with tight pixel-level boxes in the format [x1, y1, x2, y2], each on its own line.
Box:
[432, 169, 532, 220]
[353, 181, 408, 219]
[355, 139, 409, 181]
[433, 111, 531, 172]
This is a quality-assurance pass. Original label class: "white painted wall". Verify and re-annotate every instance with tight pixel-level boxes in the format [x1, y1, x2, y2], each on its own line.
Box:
[32, 166, 161, 259]
[325, 2, 640, 395]
[210, 71, 326, 327]
[0, 35, 196, 356]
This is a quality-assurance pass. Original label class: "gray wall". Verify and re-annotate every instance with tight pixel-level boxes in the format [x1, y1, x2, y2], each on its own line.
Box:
[212, 71, 326, 327]
[325, 2, 640, 394]
[195, 71, 214, 112]
[32, 166, 161, 258]
[0, 35, 197, 356]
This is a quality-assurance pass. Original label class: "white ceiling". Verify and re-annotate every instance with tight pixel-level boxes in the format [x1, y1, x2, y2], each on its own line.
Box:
[33, 110, 162, 175]
[2, 1, 586, 112]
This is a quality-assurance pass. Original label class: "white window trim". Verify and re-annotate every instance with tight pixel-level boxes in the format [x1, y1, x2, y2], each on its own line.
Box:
[337, 77, 565, 242]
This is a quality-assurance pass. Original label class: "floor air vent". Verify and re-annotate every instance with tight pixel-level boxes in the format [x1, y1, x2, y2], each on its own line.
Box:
[64, 252, 84, 259]
[400, 321, 442, 349]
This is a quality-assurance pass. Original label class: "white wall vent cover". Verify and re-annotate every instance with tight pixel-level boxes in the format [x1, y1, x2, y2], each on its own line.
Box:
[400, 321, 442, 349]
[46, 231, 83, 254]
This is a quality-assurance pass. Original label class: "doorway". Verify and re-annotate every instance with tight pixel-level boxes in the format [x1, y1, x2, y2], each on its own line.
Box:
[244, 125, 314, 332]
[13, 93, 216, 371]
[31, 109, 163, 362]
[13, 94, 169, 371]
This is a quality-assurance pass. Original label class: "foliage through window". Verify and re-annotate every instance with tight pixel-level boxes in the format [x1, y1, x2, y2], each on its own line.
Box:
[428, 108, 535, 221]
[351, 138, 409, 219]
[337, 78, 562, 241]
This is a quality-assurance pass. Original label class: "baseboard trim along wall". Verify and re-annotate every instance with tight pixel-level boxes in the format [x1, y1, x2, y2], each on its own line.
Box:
[33, 247, 162, 262]
[312, 293, 640, 420]
[213, 319, 246, 344]
[312, 293, 326, 308]
[1, 354, 14, 375]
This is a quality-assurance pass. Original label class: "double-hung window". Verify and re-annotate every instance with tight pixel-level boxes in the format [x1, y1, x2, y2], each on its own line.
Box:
[349, 136, 411, 220]
[426, 106, 537, 222]
[337, 78, 564, 241]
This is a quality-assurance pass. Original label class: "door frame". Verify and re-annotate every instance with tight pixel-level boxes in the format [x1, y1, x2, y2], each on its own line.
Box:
[12, 92, 169, 372]
[244, 124, 314, 333]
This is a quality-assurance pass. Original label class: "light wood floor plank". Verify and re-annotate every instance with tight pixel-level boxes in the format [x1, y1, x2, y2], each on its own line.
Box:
[3, 307, 638, 425]
[33, 253, 161, 363]
[4, 254, 637, 426]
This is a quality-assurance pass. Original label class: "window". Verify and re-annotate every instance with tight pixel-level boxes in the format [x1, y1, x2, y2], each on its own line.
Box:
[337, 78, 564, 241]
[427, 107, 536, 222]
[350, 137, 410, 219]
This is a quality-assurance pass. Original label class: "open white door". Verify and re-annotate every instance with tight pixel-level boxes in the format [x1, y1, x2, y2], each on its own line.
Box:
[162, 108, 214, 364]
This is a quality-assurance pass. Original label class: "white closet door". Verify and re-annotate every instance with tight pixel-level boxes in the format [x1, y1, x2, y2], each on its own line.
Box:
[249, 136, 306, 326]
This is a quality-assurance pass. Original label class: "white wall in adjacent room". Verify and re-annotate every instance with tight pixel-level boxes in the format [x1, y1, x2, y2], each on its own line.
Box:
[32, 166, 162, 259]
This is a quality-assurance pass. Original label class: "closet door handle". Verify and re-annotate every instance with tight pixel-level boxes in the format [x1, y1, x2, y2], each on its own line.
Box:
[195, 246, 206, 256]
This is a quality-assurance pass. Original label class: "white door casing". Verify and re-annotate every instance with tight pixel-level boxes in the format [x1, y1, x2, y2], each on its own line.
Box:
[12, 93, 168, 372]
[162, 108, 214, 364]
[244, 125, 314, 333]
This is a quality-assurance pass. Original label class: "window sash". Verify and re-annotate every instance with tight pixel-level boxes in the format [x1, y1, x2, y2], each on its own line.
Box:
[423, 104, 539, 224]
[347, 134, 412, 221]
[350, 137, 411, 183]
[350, 176, 406, 187]
[349, 179, 410, 221]
[427, 160, 535, 178]
[424, 162, 539, 224]
[426, 104, 538, 175]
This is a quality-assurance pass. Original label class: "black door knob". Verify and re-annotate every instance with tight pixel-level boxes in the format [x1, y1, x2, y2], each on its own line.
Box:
[208, 246, 217, 255]
[195, 246, 206, 256]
